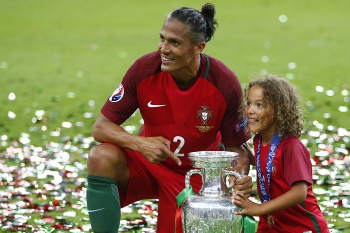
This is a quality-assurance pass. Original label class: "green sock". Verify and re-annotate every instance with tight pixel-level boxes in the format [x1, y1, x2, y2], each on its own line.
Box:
[87, 174, 121, 233]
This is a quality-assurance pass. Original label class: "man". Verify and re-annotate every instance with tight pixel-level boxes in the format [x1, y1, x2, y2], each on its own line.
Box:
[87, 3, 253, 233]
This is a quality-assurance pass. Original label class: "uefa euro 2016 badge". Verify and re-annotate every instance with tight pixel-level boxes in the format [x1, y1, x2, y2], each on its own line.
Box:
[109, 84, 124, 102]
[196, 106, 214, 133]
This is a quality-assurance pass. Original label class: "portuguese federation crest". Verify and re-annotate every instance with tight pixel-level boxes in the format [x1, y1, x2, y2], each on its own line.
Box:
[196, 106, 214, 132]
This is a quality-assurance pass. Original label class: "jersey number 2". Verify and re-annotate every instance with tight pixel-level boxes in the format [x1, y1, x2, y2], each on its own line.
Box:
[173, 136, 185, 157]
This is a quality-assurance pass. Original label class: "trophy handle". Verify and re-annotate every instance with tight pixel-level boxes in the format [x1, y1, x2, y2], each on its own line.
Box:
[222, 169, 241, 190]
[185, 169, 203, 193]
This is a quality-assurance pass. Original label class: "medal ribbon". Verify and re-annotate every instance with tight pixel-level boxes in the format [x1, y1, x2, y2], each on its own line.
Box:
[256, 132, 281, 203]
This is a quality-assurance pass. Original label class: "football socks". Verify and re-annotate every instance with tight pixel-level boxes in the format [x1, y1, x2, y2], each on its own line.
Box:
[87, 174, 121, 233]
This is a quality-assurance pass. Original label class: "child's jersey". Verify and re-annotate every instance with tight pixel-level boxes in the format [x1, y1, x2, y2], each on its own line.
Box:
[254, 135, 329, 233]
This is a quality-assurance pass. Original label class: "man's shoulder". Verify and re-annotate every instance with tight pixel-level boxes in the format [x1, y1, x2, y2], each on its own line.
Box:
[201, 54, 241, 100]
[136, 51, 161, 65]
[127, 51, 162, 79]
[203, 54, 238, 82]
[204, 54, 234, 73]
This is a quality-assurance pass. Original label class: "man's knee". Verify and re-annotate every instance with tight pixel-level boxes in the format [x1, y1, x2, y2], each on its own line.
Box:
[87, 144, 129, 187]
[88, 144, 125, 174]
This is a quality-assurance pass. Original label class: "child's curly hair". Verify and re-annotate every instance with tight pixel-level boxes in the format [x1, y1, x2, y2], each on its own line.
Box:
[242, 74, 305, 138]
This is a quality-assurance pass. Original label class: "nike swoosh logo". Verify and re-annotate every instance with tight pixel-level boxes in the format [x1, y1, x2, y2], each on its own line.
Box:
[87, 208, 105, 213]
[147, 101, 166, 108]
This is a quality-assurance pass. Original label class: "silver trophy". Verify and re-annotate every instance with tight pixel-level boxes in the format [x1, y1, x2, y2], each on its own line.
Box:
[181, 151, 242, 233]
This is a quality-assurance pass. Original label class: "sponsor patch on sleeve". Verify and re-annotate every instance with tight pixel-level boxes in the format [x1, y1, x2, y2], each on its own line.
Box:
[109, 84, 124, 102]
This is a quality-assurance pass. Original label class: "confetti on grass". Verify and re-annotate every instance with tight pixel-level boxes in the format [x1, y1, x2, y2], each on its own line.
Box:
[1, 124, 349, 232]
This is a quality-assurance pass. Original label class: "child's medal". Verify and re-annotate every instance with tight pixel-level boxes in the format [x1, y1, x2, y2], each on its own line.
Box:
[256, 132, 281, 228]
[267, 213, 275, 228]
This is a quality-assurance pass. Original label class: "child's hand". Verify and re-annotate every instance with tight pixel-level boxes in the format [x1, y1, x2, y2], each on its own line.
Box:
[233, 191, 260, 216]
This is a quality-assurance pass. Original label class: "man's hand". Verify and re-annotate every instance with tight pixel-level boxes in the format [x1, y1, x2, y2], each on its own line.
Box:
[225, 144, 254, 197]
[92, 114, 182, 166]
[228, 175, 253, 197]
[138, 136, 182, 166]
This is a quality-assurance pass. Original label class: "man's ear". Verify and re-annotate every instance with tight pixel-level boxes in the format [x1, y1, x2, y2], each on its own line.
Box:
[196, 41, 206, 54]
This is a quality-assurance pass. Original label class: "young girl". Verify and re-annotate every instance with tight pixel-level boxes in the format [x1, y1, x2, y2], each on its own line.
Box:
[234, 75, 329, 232]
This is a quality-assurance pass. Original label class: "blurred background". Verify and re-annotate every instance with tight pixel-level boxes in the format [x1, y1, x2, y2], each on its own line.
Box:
[0, 0, 349, 232]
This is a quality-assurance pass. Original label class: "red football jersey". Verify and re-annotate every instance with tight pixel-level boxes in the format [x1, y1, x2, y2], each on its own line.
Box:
[254, 135, 329, 233]
[102, 51, 250, 170]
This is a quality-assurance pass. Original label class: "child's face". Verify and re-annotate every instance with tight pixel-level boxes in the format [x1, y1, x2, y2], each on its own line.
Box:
[245, 85, 276, 135]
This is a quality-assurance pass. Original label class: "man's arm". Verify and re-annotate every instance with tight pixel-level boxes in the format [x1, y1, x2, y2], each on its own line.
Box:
[225, 142, 254, 196]
[226, 142, 254, 175]
[93, 113, 181, 165]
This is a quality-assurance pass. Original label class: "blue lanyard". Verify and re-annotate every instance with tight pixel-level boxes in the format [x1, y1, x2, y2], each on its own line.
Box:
[256, 132, 281, 203]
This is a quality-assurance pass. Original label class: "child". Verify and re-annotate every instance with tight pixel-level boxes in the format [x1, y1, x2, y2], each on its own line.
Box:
[234, 75, 329, 232]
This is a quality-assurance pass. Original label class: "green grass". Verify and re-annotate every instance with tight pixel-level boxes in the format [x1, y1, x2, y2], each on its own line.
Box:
[1, 0, 349, 146]
[0, 0, 349, 232]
